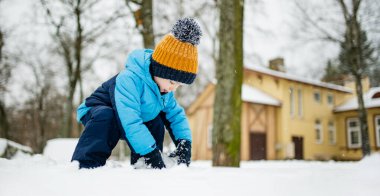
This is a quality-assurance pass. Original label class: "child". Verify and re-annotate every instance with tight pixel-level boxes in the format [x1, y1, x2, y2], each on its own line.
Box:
[71, 18, 202, 169]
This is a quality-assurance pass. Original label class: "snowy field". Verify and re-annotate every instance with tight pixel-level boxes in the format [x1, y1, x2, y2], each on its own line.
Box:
[1, 139, 380, 196]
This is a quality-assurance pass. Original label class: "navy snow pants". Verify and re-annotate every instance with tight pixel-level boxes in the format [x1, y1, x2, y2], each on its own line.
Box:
[71, 105, 173, 169]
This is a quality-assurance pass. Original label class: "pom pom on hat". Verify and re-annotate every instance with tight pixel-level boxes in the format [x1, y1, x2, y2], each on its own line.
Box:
[171, 18, 202, 45]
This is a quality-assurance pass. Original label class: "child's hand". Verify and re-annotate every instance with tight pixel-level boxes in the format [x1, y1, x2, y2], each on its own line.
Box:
[143, 148, 166, 169]
[169, 140, 191, 166]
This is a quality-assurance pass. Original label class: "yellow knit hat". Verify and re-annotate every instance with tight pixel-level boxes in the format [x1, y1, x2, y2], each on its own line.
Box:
[151, 18, 202, 84]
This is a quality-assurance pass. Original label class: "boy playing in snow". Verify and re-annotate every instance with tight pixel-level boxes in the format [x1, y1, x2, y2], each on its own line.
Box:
[71, 18, 202, 169]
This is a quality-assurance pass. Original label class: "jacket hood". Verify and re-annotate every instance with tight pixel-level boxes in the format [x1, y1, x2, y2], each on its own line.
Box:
[125, 49, 153, 79]
[125, 49, 161, 97]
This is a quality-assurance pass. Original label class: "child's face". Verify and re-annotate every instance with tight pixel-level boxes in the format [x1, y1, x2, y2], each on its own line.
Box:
[153, 76, 181, 93]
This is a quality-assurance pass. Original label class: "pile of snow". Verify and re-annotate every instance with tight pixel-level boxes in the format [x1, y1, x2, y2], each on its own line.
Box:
[357, 153, 380, 167]
[43, 138, 78, 163]
[0, 138, 33, 158]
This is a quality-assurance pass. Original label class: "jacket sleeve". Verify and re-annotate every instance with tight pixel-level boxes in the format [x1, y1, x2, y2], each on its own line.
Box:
[115, 73, 156, 155]
[162, 92, 192, 142]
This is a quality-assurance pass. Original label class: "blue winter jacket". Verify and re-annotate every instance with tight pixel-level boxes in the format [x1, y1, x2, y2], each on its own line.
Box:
[76, 49, 192, 156]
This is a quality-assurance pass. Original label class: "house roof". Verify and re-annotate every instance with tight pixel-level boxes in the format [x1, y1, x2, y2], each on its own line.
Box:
[187, 83, 281, 115]
[245, 65, 353, 93]
[242, 84, 281, 106]
[334, 87, 380, 112]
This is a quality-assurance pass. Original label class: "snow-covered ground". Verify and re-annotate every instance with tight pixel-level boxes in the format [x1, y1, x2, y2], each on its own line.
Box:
[1, 139, 380, 196]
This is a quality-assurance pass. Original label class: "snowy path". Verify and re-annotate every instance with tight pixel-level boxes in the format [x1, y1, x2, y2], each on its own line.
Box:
[1, 154, 379, 196]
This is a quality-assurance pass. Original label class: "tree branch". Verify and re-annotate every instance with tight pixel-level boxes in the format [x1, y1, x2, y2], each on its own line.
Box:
[337, 0, 350, 23]
[295, 1, 343, 43]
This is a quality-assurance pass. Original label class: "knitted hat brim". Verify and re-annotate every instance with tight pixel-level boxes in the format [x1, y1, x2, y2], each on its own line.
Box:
[151, 58, 196, 85]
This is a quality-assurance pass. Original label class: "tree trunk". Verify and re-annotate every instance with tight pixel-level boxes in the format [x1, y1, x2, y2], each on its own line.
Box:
[36, 94, 46, 153]
[141, 0, 155, 49]
[339, 0, 371, 157]
[354, 75, 371, 156]
[0, 100, 9, 139]
[72, 0, 83, 137]
[212, 0, 244, 167]
[76, 72, 84, 135]
[0, 30, 9, 139]
[62, 89, 74, 138]
[60, 0, 82, 138]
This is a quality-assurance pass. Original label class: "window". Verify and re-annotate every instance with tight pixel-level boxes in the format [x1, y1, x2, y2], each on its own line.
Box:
[289, 87, 295, 116]
[327, 94, 334, 106]
[347, 118, 361, 148]
[298, 89, 303, 117]
[328, 121, 336, 145]
[207, 124, 213, 149]
[375, 116, 380, 147]
[315, 120, 323, 144]
[290, 87, 295, 116]
[314, 91, 321, 103]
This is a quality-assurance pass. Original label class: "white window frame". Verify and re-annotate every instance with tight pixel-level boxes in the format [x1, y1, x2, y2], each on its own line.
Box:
[315, 120, 323, 144]
[328, 121, 336, 145]
[290, 87, 295, 116]
[298, 89, 303, 117]
[347, 118, 361, 148]
[327, 93, 334, 106]
[314, 90, 321, 103]
[375, 115, 380, 148]
[207, 124, 213, 149]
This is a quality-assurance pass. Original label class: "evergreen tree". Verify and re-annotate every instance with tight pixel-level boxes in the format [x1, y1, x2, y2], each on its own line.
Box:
[322, 60, 345, 85]
[370, 67, 380, 87]
[338, 26, 376, 77]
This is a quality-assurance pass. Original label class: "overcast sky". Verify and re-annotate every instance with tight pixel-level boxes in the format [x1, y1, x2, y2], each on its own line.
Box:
[1, 0, 348, 105]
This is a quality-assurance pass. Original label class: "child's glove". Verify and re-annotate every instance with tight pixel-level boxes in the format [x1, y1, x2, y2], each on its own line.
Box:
[169, 139, 191, 166]
[143, 148, 166, 169]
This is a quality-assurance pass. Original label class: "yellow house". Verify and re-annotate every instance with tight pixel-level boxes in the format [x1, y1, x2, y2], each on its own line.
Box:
[334, 87, 380, 160]
[187, 59, 380, 161]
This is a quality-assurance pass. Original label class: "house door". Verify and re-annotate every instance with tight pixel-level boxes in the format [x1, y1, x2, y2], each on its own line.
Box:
[292, 136, 304, 160]
[250, 132, 267, 160]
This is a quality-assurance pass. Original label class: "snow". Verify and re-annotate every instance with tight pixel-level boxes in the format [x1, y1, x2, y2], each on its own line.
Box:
[335, 87, 380, 112]
[43, 138, 78, 163]
[1, 139, 380, 196]
[0, 138, 33, 156]
[245, 65, 353, 93]
[242, 84, 281, 106]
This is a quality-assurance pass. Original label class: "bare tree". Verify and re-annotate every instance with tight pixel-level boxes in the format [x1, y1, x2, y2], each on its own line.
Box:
[293, 0, 380, 157]
[212, 0, 244, 167]
[8, 89, 65, 153]
[2, 35, 66, 152]
[24, 56, 56, 152]
[40, 0, 125, 137]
